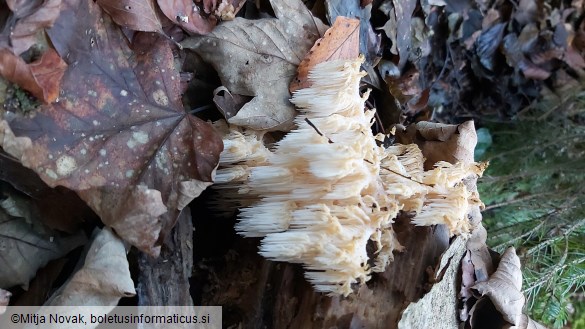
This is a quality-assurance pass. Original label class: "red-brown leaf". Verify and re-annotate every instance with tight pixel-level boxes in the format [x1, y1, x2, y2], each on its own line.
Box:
[157, 0, 217, 35]
[0, 0, 223, 256]
[96, 0, 163, 33]
[0, 48, 67, 103]
[4, 0, 61, 55]
[290, 16, 359, 93]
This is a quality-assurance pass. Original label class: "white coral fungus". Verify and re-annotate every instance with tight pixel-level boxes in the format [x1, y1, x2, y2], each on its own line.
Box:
[216, 56, 485, 296]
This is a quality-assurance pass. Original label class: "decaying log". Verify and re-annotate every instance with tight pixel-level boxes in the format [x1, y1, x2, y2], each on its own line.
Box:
[137, 207, 194, 306]
[191, 214, 450, 329]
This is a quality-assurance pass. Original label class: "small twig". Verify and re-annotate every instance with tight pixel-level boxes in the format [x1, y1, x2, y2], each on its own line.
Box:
[364, 158, 431, 186]
[483, 192, 557, 211]
[364, 99, 385, 135]
[431, 45, 451, 89]
[189, 104, 213, 114]
[304, 118, 333, 143]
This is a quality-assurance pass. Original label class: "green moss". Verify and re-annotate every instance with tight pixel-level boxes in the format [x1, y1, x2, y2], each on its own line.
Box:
[3, 83, 41, 114]
[478, 95, 585, 328]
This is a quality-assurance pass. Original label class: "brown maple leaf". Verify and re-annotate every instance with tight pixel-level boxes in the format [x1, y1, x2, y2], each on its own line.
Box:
[0, 48, 67, 103]
[0, 0, 223, 256]
[96, 0, 164, 33]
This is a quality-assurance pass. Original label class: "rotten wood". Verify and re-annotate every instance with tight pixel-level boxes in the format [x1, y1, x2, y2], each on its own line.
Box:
[192, 218, 449, 328]
[136, 207, 194, 306]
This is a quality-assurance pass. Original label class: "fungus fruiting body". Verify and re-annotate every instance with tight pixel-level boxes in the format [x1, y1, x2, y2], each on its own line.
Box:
[216, 57, 486, 296]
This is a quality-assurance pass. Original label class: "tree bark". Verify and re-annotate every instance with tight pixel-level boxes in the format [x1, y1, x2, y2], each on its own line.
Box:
[137, 208, 194, 306]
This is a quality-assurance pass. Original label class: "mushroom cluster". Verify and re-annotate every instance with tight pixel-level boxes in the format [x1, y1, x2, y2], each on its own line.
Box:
[215, 57, 486, 296]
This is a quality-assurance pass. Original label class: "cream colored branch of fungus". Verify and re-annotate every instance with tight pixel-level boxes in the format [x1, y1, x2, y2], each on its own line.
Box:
[215, 56, 486, 296]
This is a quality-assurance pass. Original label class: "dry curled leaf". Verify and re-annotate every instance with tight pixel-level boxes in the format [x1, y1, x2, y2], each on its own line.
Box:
[476, 23, 506, 72]
[213, 86, 252, 121]
[0, 155, 95, 233]
[460, 224, 495, 321]
[466, 224, 494, 282]
[460, 250, 475, 300]
[502, 33, 551, 80]
[0, 48, 67, 103]
[381, 65, 426, 110]
[21, 228, 135, 329]
[2, 0, 61, 55]
[290, 16, 359, 92]
[0, 202, 86, 289]
[14, 259, 67, 306]
[183, 0, 327, 130]
[0, 0, 223, 256]
[507, 315, 549, 329]
[396, 121, 478, 169]
[96, 0, 163, 33]
[393, 0, 417, 70]
[43, 228, 135, 306]
[472, 247, 525, 326]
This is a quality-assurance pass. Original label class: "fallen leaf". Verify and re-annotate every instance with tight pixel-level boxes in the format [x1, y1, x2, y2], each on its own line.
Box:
[1, 186, 47, 233]
[564, 45, 585, 68]
[325, 0, 382, 66]
[507, 314, 549, 329]
[472, 247, 525, 326]
[157, 0, 217, 35]
[0, 48, 67, 103]
[0, 0, 223, 255]
[405, 88, 430, 115]
[213, 86, 253, 121]
[0, 201, 86, 289]
[290, 16, 359, 92]
[0, 154, 94, 233]
[182, 0, 327, 130]
[410, 16, 431, 59]
[502, 33, 551, 80]
[460, 250, 475, 321]
[476, 23, 506, 72]
[383, 66, 423, 105]
[396, 121, 478, 169]
[514, 0, 543, 26]
[379, 8, 398, 55]
[14, 259, 67, 306]
[466, 225, 494, 282]
[415, 121, 458, 141]
[0, 288, 10, 314]
[96, 0, 163, 33]
[482, 8, 501, 30]
[0, 151, 51, 196]
[3, 0, 61, 55]
[26, 228, 134, 327]
[460, 224, 494, 321]
[393, 0, 417, 70]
